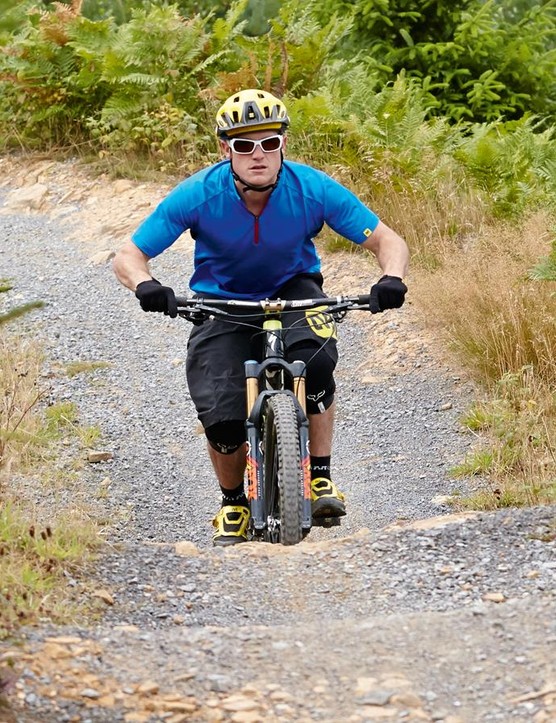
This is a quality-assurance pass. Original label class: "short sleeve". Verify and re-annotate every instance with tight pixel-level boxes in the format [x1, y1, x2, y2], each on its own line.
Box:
[322, 175, 380, 244]
[132, 183, 196, 258]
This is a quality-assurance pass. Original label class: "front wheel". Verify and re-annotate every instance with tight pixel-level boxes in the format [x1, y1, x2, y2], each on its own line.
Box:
[262, 393, 303, 545]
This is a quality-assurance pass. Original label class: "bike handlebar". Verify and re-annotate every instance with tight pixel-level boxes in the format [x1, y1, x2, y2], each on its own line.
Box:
[175, 294, 371, 315]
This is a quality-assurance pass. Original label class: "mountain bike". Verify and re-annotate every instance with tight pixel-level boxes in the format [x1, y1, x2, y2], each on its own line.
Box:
[176, 293, 373, 546]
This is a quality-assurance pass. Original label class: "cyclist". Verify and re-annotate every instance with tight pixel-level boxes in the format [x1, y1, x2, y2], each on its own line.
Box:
[113, 89, 409, 546]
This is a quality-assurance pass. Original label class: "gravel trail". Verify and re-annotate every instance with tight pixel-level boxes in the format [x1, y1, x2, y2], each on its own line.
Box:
[1, 162, 554, 723]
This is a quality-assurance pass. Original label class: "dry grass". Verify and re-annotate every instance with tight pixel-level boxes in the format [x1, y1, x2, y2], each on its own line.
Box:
[0, 502, 99, 637]
[0, 333, 101, 638]
[413, 213, 556, 383]
[412, 211, 556, 508]
[0, 336, 46, 474]
[367, 169, 488, 272]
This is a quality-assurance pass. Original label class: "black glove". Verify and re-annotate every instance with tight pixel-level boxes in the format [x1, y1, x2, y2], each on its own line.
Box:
[135, 278, 178, 318]
[369, 275, 407, 313]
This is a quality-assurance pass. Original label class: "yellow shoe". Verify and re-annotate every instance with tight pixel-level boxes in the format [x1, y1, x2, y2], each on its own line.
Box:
[311, 477, 346, 519]
[212, 505, 250, 546]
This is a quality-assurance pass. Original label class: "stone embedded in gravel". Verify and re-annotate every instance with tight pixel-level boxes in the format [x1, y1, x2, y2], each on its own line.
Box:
[92, 589, 115, 605]
[390, 691, 424, 708]
[220, 694, 261, 712]
[2, 183, 48, 211]
[44, 636, 82, 645]
[160, 700, 198, 713]
[174, 541, 201, 557]
[80, 688, 101, 699]
[229, 712, 265, 723]
[88, 249, 115, 266]
[482, 592, 506, 603]
[356, 704, 397, 718]
[136, 680, 159, 695]
[356, 689, 395, 706]
[87, 450, 114, 463]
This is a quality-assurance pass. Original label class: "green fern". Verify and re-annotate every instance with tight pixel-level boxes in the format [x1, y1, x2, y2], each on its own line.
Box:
[529, 236, 556, 281]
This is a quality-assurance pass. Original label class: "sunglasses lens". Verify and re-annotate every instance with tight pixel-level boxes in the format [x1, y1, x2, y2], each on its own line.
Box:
[232, 139, 256, 154]
[229, 135, 282, 154]
[261, 136, 282, 151]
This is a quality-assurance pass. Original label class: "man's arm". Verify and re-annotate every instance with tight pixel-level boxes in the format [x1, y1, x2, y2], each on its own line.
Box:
[113, 240, 178, 318]
[361, 220, 409, 278]
[113, 240, 154, 292]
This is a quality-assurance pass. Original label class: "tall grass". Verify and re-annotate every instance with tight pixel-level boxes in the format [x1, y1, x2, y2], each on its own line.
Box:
[415, 218, 556, 384]
[0, 336, 45, 474]
[413, 214, 556, 508]
[0, 502, 99, 636]
[0, 331, 100, 637]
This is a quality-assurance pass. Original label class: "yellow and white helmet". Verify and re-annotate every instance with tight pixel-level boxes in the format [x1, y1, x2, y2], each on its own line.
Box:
[215, 89, 290, 138]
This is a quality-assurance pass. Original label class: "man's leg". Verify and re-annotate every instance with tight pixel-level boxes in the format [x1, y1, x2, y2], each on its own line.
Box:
[207, 442, 247, 489]
[308, 401, 335, 456]
[204, 421, 250, 546]
[207, 441, 250, 546]
[186, 319, 255, 546]
[308, 401, 346, 520]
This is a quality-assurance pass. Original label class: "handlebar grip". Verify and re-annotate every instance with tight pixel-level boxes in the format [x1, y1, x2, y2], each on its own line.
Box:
[175, 296, 191, 307]
[357, 294, 371, 306]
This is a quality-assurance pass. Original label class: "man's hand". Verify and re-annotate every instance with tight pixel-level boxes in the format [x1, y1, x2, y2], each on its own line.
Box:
[135, 278, 178, 318]
[369, 275, 407, 313]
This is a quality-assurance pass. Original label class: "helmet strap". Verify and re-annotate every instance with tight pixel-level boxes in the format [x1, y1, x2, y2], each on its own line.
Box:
[230, 152, 283, 194]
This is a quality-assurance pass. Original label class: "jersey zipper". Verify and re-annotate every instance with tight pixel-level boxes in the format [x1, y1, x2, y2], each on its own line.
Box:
[245, 198, 268, 245]
[254, 215, 260, 245]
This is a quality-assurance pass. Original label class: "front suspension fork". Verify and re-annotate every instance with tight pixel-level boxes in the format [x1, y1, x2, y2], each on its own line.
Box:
[245, 360, 312, 534]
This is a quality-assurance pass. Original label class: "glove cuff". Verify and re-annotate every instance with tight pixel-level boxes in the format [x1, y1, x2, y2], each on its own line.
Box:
[136, 278, 160, 288]
[378, 275, 402, 283]
[135, 278, 161, 297]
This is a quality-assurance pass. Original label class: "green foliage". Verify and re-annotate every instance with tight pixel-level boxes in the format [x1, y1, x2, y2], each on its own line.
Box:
[0, 0, 36, 43]
[453, 118, 556, 216]
[241, 0, 281, 36]
[452, 366, 556, 508]
[65, 360, 112, 377]
[0, 6, 115, 147]
[529, 236, 556, 281]
[0, 301, 45, 326]
[89, 6, 219, 158]
[0, 0, 554, 221]
[314, 0, 556, 124]
[0, 499, 99, 636]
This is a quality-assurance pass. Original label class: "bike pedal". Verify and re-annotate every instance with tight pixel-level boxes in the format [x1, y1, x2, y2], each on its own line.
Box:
[312, 516, 342, 528]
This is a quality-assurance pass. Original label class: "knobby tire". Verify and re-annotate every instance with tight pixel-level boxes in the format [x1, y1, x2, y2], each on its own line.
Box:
[263, 393, 303, 545]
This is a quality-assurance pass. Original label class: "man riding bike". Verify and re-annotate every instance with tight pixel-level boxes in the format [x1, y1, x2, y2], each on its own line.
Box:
[113, 89, 410, 546]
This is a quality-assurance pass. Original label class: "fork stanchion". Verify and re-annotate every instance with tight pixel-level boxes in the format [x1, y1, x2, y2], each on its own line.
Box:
[245, 360, 264, 532]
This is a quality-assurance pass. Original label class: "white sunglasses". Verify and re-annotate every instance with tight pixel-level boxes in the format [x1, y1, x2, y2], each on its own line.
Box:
[227, 134, 284, 155]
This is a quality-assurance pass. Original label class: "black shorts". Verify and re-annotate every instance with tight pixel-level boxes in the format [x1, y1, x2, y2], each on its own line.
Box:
[186, 273, 338, 428]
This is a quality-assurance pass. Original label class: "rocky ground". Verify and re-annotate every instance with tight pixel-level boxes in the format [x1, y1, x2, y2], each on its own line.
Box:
[0, 156, 554, 723]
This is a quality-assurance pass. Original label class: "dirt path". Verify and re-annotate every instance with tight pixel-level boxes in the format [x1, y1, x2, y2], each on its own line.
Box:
[0, 156, 554, 723]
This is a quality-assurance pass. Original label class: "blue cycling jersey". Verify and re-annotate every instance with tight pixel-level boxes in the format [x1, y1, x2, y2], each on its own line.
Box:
[132, 159, 380, 300]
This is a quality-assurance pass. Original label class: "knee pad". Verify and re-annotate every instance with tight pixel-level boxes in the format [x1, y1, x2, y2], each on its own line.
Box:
[287, 343, 336, 414]
[205, 419, 246, 454]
